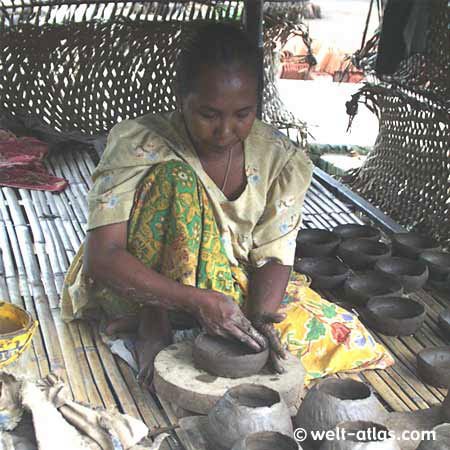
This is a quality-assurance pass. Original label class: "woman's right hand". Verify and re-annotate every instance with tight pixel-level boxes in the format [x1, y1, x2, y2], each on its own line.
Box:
[193, 290, 267, 353]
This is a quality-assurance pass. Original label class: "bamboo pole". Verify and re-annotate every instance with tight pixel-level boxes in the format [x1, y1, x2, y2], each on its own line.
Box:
[78, 321, 117, 409]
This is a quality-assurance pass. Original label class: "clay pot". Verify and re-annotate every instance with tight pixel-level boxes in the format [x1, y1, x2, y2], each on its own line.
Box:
[338, 239, 391, 270]
[391, 232, 439, 259]
[294, 257, 350, 290]
[374, 257, 429, 293]
[361, 296, 425, 336]
[343, 272, 403, 307]
[417, 346, 450, 389]
[418, 250, 450, 281]
[442, 389, 450, 423]
[294, 378, 386, 446]
[427, 274, 450, 292]
[417, 423, 450, 450]
[296, 229, 341, 257]
[231, 431, 301, 450]
[208, 384, 293, 449]
[333, 224, 381, 242]
[438, 309, 450, 339]
[193, 333, 269, 379]
[320, 421, 401, 450]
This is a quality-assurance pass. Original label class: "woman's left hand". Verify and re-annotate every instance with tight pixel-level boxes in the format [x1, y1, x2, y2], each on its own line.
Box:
[249, 312, 288, 374]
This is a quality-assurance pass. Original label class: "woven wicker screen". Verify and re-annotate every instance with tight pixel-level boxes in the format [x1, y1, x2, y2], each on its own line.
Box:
[0, 0, 309, 144]
[0, 1, 246, 139]
[350, 0, 450, 249]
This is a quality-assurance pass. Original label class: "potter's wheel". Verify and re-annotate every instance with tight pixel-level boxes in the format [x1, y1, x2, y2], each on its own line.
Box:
[154, 341, 305, 414]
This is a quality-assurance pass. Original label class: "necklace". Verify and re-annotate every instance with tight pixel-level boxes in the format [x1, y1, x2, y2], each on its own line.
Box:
[221, 147, 233, 192]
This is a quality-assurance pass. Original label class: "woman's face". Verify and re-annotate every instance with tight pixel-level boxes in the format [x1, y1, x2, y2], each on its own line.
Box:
[180, 64, 258, 157]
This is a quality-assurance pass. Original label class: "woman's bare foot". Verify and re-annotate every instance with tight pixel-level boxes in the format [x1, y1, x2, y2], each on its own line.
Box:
[135, 307, 173, 387]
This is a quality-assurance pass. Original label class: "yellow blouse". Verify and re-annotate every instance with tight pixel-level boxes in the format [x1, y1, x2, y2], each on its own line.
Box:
[87, 111, 313, 268]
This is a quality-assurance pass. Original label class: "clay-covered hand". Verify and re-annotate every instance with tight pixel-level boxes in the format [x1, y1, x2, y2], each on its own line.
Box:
[194, 291, 267, 352]
[249, 312, 288, 374]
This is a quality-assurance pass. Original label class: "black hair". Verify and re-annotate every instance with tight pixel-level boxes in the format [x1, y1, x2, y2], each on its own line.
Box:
[175, 23, 258, 98]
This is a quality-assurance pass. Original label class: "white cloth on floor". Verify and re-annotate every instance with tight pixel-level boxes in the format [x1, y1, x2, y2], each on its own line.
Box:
[0, 372, 150, 450]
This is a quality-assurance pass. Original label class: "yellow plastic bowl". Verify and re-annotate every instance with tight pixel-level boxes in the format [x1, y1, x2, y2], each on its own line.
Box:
[0, 302, 38, 368]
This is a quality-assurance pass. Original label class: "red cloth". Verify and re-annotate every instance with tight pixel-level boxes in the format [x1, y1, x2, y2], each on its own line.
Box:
[0, 137, 68, 192]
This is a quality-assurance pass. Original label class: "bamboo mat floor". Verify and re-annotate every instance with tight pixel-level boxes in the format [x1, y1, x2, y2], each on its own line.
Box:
[0, 146, 448, 449]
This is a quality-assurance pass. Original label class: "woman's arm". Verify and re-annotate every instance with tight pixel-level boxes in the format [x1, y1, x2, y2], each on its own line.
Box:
[246, 260, 292, 372]
[247, 261, 291, 316]
[83, 222, 266, 351]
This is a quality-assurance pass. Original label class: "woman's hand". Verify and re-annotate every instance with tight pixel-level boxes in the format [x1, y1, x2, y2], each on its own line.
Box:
[249, 312, 288, 374]
[193, 291, 267, 352]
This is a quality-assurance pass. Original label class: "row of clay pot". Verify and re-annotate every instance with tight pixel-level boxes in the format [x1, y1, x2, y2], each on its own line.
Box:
[295, 378, 450, 449]
[203, 378, 450, 449]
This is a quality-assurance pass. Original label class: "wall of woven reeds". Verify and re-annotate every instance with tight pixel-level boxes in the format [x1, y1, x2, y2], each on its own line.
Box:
[350, 0, 449, 249]
[0, 0, 311, 144]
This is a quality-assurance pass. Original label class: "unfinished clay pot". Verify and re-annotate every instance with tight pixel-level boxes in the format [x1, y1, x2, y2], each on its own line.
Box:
[418, 250, 450, 281]
[361, 296, 425, 336]
[338, 239, 391, 270]
[442, 389, 450, 422]
[294, 378, 386, 446]
[374, 257, 429, 292]
[296, 229, 341, 257]
[231, 431, 301, 450]
[320, 421, 401, 450]
[417, 423, 450, 450]
[391, 232, 439, 259]
[333, 224, 381, 242]
[438, 309, 450, 339]
[208, 384, 293, 449]
[193, 333, 269, 379]
[417, 346, 450, 389]
[343, 273, 403, 307]
[294, 257, 350, 290]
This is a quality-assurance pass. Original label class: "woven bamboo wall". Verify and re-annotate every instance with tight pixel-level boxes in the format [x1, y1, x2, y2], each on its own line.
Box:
[350, 0, 450, 249]
[0, 1, 244, 138]
[0, 0, 309, 143]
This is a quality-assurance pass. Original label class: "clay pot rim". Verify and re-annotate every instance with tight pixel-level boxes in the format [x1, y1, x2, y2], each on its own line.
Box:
[193, 333, 270, 379]
[433, 423, 450, 433]
[428, 276, 450, 290]
[391, 233, 440, 257]
[333, 224, 381, 240]
[315, 378, 373, 402]
[375, 257, 429, 277]
[296, 229, 341, 245]
[339, 238, 390, 255]
[294, 256, 350, 276]
[417, 346, 450, 368]
[417, 346, 450, 388]
[365, 296, 426, 319]
[391, 232, 439, 247]
[344, 272, 404, 303]
[225, 384, 282, 409]
[418, 249, 450, 265]
[418, 251, 450, 281]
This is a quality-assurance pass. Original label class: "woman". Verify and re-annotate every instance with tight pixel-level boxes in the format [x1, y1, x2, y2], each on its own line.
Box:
[62, 24, 393, 384]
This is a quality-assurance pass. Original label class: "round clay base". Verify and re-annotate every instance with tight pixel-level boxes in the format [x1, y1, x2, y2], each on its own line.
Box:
[154, 341, 305, 414]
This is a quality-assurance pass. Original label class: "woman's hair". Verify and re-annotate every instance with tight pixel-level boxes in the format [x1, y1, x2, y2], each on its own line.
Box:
[175, 23, 258, 98]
